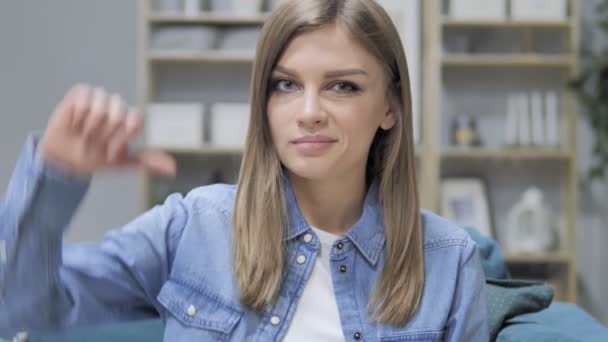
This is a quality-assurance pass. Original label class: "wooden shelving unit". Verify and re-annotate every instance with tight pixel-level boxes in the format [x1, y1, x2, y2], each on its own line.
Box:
[149, 13, 268, 25]
[442, 18, 571, 29]
[423, 0, 580, 302]
[148, 50, 255, 63]
[442, 54, 574, 68]
[441, 147, 571, 160]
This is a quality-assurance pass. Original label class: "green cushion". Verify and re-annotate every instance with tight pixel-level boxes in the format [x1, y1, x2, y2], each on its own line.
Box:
[486, 278, 554, 341]
[28, 319, 164, 342]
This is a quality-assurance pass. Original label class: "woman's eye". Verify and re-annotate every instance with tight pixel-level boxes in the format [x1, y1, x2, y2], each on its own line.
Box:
[271, 79, 297, 92]
[331, 81, 360, 94]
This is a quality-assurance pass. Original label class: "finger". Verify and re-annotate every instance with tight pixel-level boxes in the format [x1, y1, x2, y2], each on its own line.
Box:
[106, 122, 129, 164]
[106, 107, 141, 163]
[124, 107, 143, 140]
[119, 150, 177, 178]
[100, 93, 127, 142]
[69, 84, 93, 132]
[82, 87, 109, 143]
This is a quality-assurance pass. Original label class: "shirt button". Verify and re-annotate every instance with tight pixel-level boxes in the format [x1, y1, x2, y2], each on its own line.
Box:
[303, 233, 312, 243]
[353, 331, 362, 340]
[296, 255, 306, 264]
[336, 241, 344, 250]
[186, 304, 197, 317]
[270, 315, 281, 325]
[340, 265, 347, 273]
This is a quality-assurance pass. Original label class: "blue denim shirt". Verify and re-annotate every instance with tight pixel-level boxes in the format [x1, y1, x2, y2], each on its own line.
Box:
[0, 135, 489, 341]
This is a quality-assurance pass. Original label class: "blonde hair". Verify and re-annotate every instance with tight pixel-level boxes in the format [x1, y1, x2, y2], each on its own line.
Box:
[232, 0, 423, 326]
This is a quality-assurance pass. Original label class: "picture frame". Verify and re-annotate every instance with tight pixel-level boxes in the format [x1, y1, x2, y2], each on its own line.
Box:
[441, 178, 494, 238]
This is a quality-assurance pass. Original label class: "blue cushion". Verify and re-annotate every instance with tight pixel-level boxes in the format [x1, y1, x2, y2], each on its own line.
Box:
[497, 303, 608, 342]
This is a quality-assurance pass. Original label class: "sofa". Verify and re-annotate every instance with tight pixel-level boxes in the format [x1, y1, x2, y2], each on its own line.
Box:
[8, 228, 608, 341]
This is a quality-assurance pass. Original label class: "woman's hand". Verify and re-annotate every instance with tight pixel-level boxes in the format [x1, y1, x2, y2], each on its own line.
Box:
[39, 84, 177, 178]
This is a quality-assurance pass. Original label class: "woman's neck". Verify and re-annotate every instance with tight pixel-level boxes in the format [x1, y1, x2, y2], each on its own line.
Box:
[288, 172, 367, 236]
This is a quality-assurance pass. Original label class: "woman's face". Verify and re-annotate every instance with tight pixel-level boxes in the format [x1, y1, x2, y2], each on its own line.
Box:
[267, 24, 396, 182]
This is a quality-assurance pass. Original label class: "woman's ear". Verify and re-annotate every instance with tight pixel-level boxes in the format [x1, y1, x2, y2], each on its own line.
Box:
[380, 111, 397, 130]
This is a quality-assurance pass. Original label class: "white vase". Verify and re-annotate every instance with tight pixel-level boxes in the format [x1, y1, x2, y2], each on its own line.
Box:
[505, 187, 557, 253]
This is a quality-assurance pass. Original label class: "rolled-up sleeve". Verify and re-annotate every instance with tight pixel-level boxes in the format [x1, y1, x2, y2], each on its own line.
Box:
[444, 236, 490, 342]
[0, 134, 188, 338]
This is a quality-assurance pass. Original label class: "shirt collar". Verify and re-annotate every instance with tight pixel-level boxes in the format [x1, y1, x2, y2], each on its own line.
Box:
[283, 174, 385, 266]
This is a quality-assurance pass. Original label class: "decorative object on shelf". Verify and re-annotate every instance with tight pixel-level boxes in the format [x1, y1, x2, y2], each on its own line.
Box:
[505, 93, 518, 146]
[451, 115, 481, 147]
[570, 0, 608, 180]
[210, 103, 250, 147]
[156, 0, 183, 14]
[210, 0, 264, 15]
[146, 103, 204, 148]
[505, 187, 558, 253]
[216, 27, 261, 51]
[510, 0, 567, 21]
[545, 91, 560, 146]
[151, 26, 218, 51]
[449, 0, 506, 20]
[516, 93, 531, 146]
[441, 178, 493, 238]
[184, 0, 201, 16]
[505, 92, 561, 147]
[530, 91, 545, 145]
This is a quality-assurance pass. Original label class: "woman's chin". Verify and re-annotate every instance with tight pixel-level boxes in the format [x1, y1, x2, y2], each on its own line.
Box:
[283, 160, 336, 181]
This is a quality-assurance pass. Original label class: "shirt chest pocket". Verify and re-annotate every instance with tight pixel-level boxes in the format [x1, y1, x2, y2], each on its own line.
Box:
[158, 279, 244, 341]
[381, 330, 444, 341]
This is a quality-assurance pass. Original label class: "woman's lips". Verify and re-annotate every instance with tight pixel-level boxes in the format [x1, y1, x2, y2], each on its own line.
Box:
[291, 136, 337, 156]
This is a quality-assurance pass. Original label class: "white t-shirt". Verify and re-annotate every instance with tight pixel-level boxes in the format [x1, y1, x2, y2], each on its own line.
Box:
[283, 226, 346, 341]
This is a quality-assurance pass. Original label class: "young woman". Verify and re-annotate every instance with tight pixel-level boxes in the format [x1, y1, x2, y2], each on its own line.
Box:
[0, 0, 488, 341]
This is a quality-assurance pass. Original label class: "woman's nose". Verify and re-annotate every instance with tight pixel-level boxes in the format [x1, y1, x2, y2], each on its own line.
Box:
[296, 90, 327, 129]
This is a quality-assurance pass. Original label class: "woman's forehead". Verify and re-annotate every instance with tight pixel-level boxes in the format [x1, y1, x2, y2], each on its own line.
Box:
[274, 24, 383, 77]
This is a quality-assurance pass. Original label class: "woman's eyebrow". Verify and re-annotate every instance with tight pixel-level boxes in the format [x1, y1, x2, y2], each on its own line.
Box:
[273, 65, 369, 78]
[324, 69, 369, 78]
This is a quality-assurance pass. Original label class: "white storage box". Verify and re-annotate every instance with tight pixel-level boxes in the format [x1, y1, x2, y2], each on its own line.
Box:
[510, 0, 567, 21]
[151, 26, 218, 51]
[210, 0, 263, 15]
[450, 0, 506, 20]
[146, 103, 204, 148]
[210, 103, 250, 147]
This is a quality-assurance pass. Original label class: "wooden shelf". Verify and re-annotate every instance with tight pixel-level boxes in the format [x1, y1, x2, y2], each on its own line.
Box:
[442, 54, 574, 67]
[441, 147, 571, 160]
[504, 252, 571, 264]
[148, 50, 255, 63]
[158, 146, 244, 155]
[149, 12, 268, 25]
[442, 18, 570, 28]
